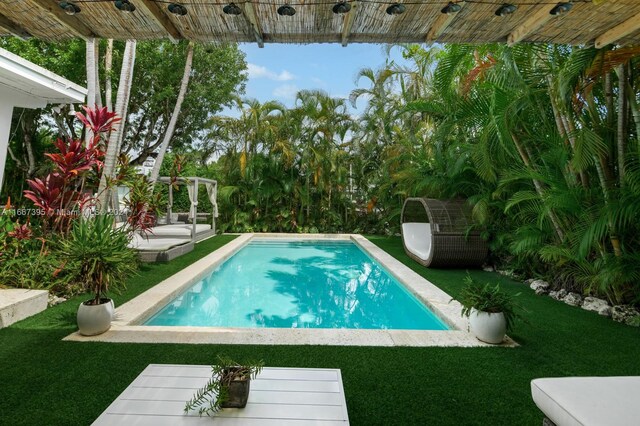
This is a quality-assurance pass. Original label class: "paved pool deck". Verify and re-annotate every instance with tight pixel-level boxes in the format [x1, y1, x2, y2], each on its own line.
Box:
[64, 233, 515, 347]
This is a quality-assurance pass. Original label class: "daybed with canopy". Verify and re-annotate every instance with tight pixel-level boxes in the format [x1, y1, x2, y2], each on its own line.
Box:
[152, 176, 219, 242]
[127, 177, 218, 262]
[401, 198, 488, 268]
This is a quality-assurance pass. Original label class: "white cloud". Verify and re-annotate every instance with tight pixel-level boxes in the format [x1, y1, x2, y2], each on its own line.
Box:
[247, 63, 295, 81]
[273, 84, 299, 100]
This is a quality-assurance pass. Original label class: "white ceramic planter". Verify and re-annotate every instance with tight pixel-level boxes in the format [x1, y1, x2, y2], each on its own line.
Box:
[469, 309, 506, 344]
[77, 299, 114, 336]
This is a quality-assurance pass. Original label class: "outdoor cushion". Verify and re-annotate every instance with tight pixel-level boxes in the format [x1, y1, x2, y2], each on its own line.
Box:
[531, 376, 640, 426]
[402, 222, 432, 261]
[128, 235, 190, 252]
[146, 224, 211, 238]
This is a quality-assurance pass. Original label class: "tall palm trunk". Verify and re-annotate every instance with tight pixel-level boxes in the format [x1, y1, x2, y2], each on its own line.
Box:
[629, 87, 640, 148]
[615, 64, 627, 186]
[511, 132, 565, 241]
[20, 115, 36, 178]
[605, 72, 614, 129]
[105, 40, 114, 112]
[85, 38, 97, 146]
[94, 41, 103, 109]
[546, 76, 588, 187]
[97, 40, 137, 213]
[149, 42, 195, 185]
[85, 38, 97, 107]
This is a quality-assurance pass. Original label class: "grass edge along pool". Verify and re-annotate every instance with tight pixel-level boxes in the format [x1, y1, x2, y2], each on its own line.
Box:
[144, 239, 450, 330]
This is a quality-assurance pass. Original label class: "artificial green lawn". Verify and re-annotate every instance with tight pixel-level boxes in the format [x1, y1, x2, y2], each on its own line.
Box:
[1, 235, 639, 425]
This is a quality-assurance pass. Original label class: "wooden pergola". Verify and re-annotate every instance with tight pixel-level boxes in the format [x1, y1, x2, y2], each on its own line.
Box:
[0, 1, 639, 48]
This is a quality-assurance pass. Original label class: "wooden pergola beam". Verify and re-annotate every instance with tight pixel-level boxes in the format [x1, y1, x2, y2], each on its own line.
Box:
[242, 2, 264, 48]
[137, 0, 183, 42]
[31, 0, 97, 39]
[425, 1, 465, 45]
[594, 12, 640, 48]
[341, 3, 358, 47]
[507, 5, 554, 46]
[0, 14, 32, 40]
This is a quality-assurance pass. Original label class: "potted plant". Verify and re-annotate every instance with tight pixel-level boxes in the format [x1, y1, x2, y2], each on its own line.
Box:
[458, 275, 520, 344]
[59, 214, 138, 336]
[184, 356, 264, 417]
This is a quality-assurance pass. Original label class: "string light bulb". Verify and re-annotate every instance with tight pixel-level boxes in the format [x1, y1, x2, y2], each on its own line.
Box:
[550, 2, 573, 15]
[332, 1, 351, 14]
[277, 4, 296, 16]
[58, 1, 80, 15]
[114, 0, 136, 13]
[223, 3, 242, 15]
[385, 3, 406, 15]
[168, 3, 188, 16]
[495, 3, 517, 17]
[441, 1, 462, 15]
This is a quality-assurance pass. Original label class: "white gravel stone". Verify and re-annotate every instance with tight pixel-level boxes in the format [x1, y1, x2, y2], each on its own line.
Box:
[612, 305, 640, 326]
[563, 292, 583, 307]
[549, 289, 567, 301]
[530, 279, 550, 294]
[582, 297, 609, 314]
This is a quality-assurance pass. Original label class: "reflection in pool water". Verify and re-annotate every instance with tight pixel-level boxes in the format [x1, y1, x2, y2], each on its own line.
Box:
[144, 240, 448, 330]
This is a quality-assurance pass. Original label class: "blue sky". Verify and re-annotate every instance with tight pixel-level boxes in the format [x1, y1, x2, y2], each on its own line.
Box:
[223, 43, 410, 116]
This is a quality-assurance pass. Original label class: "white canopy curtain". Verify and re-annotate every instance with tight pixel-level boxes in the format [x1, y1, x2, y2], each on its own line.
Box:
[205, 182, 218, 218]
[186, 180, 197, 220]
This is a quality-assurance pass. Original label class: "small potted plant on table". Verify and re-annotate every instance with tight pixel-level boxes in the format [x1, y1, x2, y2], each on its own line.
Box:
[59, 214, 138, 336]
[185, 356, 264, 417]
[458, 275, 520, 344]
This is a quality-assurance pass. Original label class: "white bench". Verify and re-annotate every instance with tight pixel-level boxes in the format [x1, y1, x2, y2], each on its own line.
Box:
[531, 377, 640, 426]
[93, 364, 350, 425]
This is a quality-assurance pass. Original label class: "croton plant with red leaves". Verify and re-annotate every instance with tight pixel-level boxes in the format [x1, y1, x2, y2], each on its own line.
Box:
[76, 105, 120, 141]
[20, 105, 159, 236]
[22, 106, 115, 234]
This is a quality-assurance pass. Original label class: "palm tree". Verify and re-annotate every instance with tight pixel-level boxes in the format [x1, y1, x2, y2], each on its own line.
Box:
[97, 39, 137, 213]
[149, 42, 194, 185]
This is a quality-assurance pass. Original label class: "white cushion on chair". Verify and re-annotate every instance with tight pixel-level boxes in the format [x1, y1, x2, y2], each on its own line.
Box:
[402, 223, 432, 261]
[531, 377, 640, 426]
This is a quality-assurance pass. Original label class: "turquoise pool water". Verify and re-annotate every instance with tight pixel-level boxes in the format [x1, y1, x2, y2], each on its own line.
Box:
[144, 240, 449, 330]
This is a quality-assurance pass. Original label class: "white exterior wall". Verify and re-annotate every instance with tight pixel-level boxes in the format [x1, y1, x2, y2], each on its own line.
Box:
[0, 102, 13, 193]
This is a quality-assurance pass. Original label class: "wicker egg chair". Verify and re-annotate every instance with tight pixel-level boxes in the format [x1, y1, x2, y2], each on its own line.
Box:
[401, 198, 488, 268]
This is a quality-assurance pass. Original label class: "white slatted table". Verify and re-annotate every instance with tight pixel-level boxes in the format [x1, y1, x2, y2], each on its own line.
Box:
[92, 364, 350, 425]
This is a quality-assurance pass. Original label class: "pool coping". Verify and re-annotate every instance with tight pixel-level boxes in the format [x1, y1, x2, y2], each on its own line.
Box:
[64, 233, 515, 347]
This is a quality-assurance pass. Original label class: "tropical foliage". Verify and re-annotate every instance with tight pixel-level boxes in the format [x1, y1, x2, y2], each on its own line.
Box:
[191, 43, 640, 304]
[0, 38, 246, 202]
[58, 214, 138, 305]
[0, 107, 139, 296]
[202, 91, 367, 234]
[184, 356, 264, 417]
[2, 38, 640, 305]
[458, 275, 520, 332]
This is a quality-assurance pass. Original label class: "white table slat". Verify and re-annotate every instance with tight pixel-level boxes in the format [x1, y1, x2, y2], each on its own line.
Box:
[95, 414, 347, 426]
[142, 365, 339, 382]
[122, 387, 344, 405]
[105, 400, 346, 420]
[131, 376, 341, 393]
[92, 365, 349, 425]
[251, 379, 342, 393]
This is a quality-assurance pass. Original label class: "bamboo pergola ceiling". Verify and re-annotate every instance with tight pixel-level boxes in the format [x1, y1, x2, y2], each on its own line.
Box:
[1, 0, 639, 48]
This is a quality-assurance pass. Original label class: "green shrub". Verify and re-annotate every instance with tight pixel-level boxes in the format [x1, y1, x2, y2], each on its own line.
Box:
[58, 214, 138, 304]
[458, 275, 520, 332]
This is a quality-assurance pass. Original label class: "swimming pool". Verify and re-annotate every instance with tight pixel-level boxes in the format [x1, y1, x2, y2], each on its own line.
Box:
[144, 239, 449, 330]
[68, 234, 499, 347]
